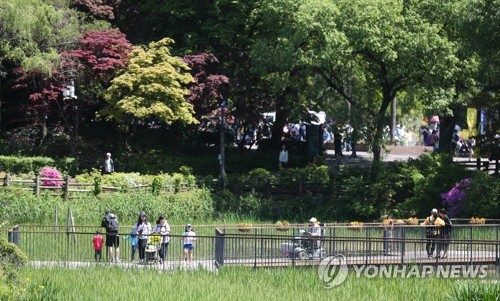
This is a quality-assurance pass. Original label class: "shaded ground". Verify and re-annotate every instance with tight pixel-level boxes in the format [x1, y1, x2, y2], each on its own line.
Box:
[325, 145, 435, 170]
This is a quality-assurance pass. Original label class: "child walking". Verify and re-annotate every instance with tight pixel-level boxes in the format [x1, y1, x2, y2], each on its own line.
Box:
[92, 230, 104, 261]
[182, 224, 196, 266]
[123, 230, 139, 262]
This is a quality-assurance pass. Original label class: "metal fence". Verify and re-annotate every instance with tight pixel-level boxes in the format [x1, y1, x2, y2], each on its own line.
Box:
[4, 224, 500, 272]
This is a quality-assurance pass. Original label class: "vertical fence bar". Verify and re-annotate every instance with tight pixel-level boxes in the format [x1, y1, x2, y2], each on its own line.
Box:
[64, 176, 70, 201]
[7, 225, 19, 245]
[215, 228, 224, 268]
[5, 174, 10, 187]
[35, 175, 40, 197]
[469, 225, 473, 263]
[496, 225, 499, 266]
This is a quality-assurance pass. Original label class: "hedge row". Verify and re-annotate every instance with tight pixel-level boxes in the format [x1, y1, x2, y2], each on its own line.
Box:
[0, 156, 78, 175]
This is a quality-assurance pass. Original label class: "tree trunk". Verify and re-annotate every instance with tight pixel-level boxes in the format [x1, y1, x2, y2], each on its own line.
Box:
[271, 94, 289, 148]
[438, 114, 455, 159]
[390, 96, 397, 143]
[371, 118, 385, 179]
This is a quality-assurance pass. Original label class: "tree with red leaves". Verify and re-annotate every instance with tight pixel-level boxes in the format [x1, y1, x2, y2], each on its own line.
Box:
[14, 29, 132, 156]
[74, 0, 121, 20]
[182, 53, 230, 120]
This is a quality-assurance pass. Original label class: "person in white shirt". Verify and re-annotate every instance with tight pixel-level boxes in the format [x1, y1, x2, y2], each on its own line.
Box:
[182, 224, 197, 264]
[153, 215, 170, 263]
[133, 212, 152, 264]
[279, 145, 289, 168]
[100, 152, 114, 175]
[304, 217, 321, 250]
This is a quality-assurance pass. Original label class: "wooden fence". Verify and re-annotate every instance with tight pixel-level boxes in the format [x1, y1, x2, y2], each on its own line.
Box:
[0, 175, 195, 200]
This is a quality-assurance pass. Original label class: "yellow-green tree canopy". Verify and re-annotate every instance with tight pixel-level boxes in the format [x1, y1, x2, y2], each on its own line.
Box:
[101, 38, 197, 125]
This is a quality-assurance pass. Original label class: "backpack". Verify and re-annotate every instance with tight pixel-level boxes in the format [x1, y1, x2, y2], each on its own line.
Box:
[426, 216, 437, 236]
[106, 215, 119, 231]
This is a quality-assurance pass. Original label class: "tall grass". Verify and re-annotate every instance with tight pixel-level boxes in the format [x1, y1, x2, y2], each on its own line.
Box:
[18, 267, 481, 301]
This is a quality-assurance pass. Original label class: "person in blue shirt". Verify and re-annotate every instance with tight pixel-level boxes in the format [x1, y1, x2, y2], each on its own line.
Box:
[123, 230, 138, 262]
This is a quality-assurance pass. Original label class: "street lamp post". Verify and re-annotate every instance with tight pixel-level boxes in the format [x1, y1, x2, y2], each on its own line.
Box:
[219, 100, 226, 190]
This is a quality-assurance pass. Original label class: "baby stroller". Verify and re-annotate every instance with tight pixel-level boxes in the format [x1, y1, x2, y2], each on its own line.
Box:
[145, 234, 161, 264]
[281, 225, 327, 260]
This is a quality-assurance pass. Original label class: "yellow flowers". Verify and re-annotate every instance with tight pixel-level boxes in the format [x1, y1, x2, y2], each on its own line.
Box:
[406, 217, 419, 225]
[238, 223, 253, 232]
[275, 220, 290, 231]
[469, 217, 486, 224]
[348, 221, 364, 230]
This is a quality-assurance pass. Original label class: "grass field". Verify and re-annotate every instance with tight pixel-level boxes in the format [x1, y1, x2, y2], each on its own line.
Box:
[18, 266, 499, 301]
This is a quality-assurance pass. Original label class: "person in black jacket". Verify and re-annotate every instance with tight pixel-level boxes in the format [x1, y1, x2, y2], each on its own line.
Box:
[437, 208, 452, 259]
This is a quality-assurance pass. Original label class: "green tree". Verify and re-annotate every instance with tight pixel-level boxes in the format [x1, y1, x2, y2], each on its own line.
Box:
[100, 38, 197, 145]
[314, 0, 459, 177]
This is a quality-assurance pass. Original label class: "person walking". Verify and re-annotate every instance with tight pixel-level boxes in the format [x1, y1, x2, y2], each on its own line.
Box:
[101, 210, 120, 263]
[133, 212, 152, 264]
[153, 216, 171, 263]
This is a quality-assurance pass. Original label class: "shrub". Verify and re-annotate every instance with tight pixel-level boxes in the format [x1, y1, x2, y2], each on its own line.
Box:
[0, 156, 76, 175]
[460, 172, 500, 219]
[279, 165, 330, 185]
[245, 168, 276, 187]
[0, 235, 29, 300]
[151, 176, 163, 196]
[440, 178, 472, 216]
[448, 281, 500, 301]
[38, 167, 63, 187]
[213, 190, 238, 213]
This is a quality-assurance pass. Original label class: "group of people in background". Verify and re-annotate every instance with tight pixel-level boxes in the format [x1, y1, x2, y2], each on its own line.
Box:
[93, 210, 196, 264]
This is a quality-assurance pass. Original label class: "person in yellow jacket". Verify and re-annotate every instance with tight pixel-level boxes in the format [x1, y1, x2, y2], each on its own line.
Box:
[421, 208, 444, 258]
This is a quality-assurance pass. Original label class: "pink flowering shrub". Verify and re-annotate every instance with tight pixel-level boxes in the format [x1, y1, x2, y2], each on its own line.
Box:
[39, 167, 63, 187]
[441, 178, 471, 216]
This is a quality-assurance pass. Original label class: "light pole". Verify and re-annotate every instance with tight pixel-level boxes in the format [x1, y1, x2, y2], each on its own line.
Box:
[219, 100, 226, 190]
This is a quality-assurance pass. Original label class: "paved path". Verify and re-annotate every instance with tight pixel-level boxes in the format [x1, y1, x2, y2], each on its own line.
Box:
[30, 249, 498, 271]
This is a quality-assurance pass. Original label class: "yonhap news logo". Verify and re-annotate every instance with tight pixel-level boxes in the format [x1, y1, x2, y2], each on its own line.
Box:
[317, 255, 349, 289]
[318, 254, 492, 289]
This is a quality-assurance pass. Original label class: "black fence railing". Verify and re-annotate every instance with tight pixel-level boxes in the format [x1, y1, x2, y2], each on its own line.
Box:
[4, 224, 500, 271]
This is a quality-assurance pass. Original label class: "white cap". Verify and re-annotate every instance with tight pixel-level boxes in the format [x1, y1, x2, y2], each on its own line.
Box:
[309, 217, 317, 223]
[431, 208, 438, 214]
[106, 153, 111, 157]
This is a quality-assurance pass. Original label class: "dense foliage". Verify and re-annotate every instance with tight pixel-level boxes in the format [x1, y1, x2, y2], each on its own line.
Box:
[0, 0, 496, 177]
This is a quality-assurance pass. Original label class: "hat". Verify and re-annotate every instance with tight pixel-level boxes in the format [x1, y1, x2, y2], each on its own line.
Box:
[159, 215, 165, 220]
[106, 152, 111, 157]
[309, 217, 317, 223]
[186, 224, 192, 227]
[140, 212, 147, 217]
[431, 208, 438, 214]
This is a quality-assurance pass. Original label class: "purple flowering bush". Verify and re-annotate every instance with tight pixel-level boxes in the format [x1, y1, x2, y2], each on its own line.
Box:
[441, 178, 471, 216]
[39, 167, 63, 187]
